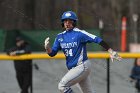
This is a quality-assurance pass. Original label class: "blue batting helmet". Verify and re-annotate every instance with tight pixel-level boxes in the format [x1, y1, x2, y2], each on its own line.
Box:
[61, 11, 78, 22]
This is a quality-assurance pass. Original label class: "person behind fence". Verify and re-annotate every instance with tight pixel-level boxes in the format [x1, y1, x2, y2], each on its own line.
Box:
[7, 36, 32, 93]
[130, 58, 140, 93]
[44, 11, 122, 93]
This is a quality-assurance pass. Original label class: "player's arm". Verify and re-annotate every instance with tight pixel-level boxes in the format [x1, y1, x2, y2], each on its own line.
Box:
[99, 40, 122, 62]
[15, 45, 32, 55]
[80, 31, 121, 62]
[6, 48, 16, 56]
[6, 47, 19, 56]
[44, 36, 61, 57]
[130, 67, 140, 80]
[44, 37, 52, 54]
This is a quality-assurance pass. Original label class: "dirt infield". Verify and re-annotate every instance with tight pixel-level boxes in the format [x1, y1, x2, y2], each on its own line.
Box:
[0, 59, 136, 93]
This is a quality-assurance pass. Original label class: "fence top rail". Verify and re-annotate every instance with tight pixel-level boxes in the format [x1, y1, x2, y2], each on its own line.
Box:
[0, 52, 140, 60]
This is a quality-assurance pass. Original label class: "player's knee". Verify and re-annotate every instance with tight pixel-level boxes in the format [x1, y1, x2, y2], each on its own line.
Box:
[58, 81, 65, 91]
[58, 81, 73, 93]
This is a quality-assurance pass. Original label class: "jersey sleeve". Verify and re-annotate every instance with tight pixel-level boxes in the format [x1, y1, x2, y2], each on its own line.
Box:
[130, 67, 137, 79]
[48, 35, 61, 57]
[16, 44, 31, 55]
[80, 30, 103, 44]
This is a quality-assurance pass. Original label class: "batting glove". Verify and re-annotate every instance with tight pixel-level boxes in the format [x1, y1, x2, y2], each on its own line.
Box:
[108, 48, 122, 62]
[44, 37, 50, 49]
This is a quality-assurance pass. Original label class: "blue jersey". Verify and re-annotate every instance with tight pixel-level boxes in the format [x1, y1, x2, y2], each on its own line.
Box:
[49, 28, 102, 69]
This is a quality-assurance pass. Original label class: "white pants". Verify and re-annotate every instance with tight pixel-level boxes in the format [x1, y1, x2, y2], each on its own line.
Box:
[58, 61, 94, 93]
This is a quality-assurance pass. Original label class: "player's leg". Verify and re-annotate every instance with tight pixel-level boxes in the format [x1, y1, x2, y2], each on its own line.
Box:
[137, 80, 140, 93]
[58, 68, 86, 93]
[16, 72, 24, 91]
[58, 61, 91, 93]
[78, 75, 94, 93]
[21, 73, 31, 93]
[78, 61, 94, 93]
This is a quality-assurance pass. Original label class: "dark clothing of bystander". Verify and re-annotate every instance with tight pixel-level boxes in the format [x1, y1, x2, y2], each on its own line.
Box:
[7, 39, 32, 93]
[130, 65, 140, 92]
[130, 58, 140, 93]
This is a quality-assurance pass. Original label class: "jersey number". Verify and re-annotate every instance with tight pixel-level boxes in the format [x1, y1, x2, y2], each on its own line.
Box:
[64, 49, 73, 56]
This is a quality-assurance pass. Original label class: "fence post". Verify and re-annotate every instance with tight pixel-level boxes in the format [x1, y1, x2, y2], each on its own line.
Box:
[107, 58, 110, 93]
[31, 65, 33, 93]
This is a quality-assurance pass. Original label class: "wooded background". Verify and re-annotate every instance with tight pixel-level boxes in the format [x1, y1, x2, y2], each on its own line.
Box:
[0, 0, 140, 51]
[0, 0, 139, 30]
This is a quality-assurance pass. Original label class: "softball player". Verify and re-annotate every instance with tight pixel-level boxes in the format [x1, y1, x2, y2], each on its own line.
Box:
[44, 11, 121, 93]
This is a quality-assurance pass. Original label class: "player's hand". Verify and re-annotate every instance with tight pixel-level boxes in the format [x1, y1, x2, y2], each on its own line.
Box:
[108, 48, 122, 62]
[44, 37, 50, 49]
[9, 51, 17, 56]
[129, 78, 136, 83]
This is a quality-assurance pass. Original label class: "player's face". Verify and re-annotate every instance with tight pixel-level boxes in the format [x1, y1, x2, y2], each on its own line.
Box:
[63, 19, 74, 31]
[16, 40, 24, 47]
[137, 59, 140, 66]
